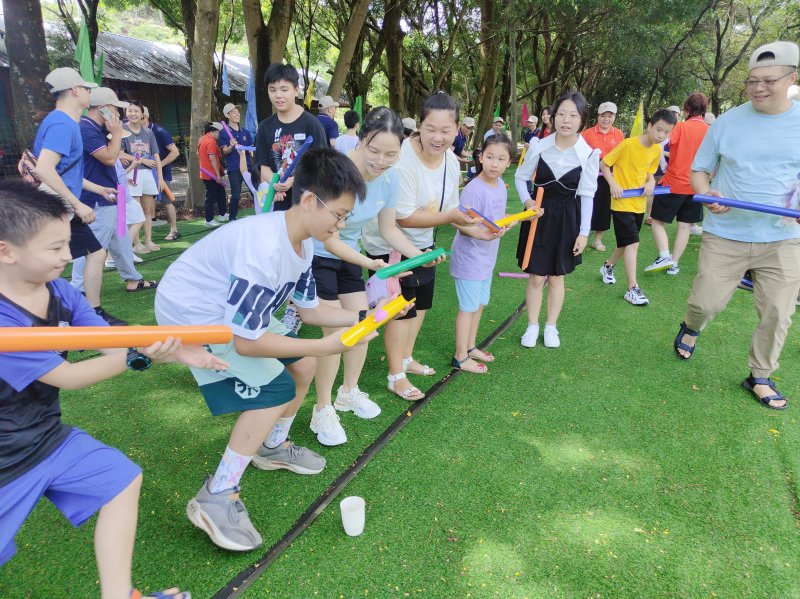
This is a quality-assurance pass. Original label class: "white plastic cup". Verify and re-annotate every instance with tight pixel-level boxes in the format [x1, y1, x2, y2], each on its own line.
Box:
[339, 496, 366, 536]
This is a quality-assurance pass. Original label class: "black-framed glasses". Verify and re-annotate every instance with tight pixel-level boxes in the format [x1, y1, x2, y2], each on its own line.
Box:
[312, 192, 353, 223]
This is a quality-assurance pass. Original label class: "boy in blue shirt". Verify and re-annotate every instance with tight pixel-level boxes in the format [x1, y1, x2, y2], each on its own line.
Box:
[0, 180, 225, 597]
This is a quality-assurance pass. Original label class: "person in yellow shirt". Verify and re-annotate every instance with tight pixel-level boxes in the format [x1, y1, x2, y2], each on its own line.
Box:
[598, 109, 677, 305]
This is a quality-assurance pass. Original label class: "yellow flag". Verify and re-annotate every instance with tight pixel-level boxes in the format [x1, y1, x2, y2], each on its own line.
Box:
[518, 146, 527, 166]
[304, 79, 315, 108]
[629, 100, 644, 137]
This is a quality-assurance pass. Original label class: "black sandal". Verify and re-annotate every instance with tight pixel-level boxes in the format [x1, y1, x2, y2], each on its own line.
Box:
[743, 376, 788, 410]
[674, 321, 699, 360]
[127, 279, 159, 293]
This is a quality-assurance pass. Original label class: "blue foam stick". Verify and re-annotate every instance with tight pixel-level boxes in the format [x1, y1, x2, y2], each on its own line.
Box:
[693, 195, 800, 219]
[621, 186, 671, 198]
[236, 145, 256, 152]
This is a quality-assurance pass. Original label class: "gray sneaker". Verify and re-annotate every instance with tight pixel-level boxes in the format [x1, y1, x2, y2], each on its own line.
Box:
[186, 477, 263, 551]
[252, 441, 326, 475]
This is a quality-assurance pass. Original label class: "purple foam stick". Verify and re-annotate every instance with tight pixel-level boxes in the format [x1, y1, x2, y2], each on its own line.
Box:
[116, 184, 126, 237]
[499, 272, 530, 279]
[132, 153, 140, 184]
[280, 136, 314, 183]
[693, 195, 800, 219]
[236, 145, 256, 152]
[199, 166, 220, 181]
[621, 186, 671, 198]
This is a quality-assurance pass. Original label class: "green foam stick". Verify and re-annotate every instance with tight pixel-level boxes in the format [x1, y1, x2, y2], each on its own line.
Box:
[259, 173, 280, 213]
[375, 247, 449, 279]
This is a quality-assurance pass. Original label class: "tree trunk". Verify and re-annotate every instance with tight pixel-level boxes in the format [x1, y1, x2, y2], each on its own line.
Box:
[2, 0, 54, 152]
[509, 27, 518, 149]
[267, 0, 295, 63]
[187, 0, 220, 209]
[243, 0, 270, 120]
[498, 41, 511, 121]
[385, 1, 405, 113]
[475, 0, 501, 138]
[182, 0, 197, 65]
[327, 0, 371, 101]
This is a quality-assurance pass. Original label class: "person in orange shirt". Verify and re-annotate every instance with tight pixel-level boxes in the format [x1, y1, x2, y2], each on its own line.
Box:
[644, 93, 710, 275]
[197, 121, 228, 227]
[581, 102, 625, 251]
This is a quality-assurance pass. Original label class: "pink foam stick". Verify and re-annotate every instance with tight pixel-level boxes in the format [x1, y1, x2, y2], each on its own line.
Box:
[116, 184, 126, 237]
[499, 272, 530, 278]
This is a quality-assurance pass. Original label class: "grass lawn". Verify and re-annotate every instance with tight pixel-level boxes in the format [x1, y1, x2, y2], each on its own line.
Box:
[1, 171, 799, 598]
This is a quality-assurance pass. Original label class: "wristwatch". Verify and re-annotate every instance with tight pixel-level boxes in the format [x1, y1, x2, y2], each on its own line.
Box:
[358, 309, 368, 322]
[127, 348, 153, 371]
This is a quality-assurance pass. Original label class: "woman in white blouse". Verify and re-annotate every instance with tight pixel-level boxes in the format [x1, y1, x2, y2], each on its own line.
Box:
[514, 91, 600, 349]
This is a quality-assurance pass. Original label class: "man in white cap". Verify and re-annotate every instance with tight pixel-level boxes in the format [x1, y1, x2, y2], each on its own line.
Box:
[31, 68, 126, 325]
[483, 116, 506, 141]
[452, 116, 475, 164]
[522, 115, 540, 143]
[317, 95, 340, 147]
[218, 102, 254, 221]
[675, 41, 800, 410]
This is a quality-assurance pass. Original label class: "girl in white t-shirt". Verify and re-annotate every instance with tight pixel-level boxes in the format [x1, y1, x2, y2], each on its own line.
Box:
[363, 91, 479, 401]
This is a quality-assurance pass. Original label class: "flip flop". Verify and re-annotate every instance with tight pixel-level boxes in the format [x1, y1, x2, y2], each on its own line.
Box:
[742, 376, 788, 410]
[592, 242, 606, 252]
[451, 356, 488, 374]
[164, 231, 181, 241]
[127, 279, 159, 293]
[468, 347, 495, 363]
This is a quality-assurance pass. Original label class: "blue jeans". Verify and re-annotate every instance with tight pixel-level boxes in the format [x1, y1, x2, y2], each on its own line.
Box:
[203, 179, 227, 222]
[228, 170, 243, 220]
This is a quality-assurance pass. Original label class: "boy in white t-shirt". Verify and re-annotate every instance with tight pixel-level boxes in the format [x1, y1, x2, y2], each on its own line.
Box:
[155, 148, 389, 551]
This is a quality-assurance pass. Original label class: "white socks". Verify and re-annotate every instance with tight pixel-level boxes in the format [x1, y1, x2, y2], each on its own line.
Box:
[209, 446, 252, 493]
[264, 415, 295, 449]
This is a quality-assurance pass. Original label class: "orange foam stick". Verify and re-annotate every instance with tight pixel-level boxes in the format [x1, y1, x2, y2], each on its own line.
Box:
[520, 186, 544, 271]
[340, 296, 414, 347]
[162, 184, 175, 202]
[0, 325, 232, 352]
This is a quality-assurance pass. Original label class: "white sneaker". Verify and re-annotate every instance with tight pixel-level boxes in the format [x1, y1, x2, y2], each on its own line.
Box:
[334, 385, 381, 419]
[204, 219, 220, 227]
[132, 254, 143, 263]
[689, 224, 703, 235]
[667, 264, 680, 275]
[543, 325, 560, 348]
[624, 286, 650, 306]
[104, 258, 116, 269]
[644, 255, 675, 272]
[521, 324, 539, 348]
[600, 263, 616, 285]
[309, 405, 347, 446]
[217, 213, 230, 222]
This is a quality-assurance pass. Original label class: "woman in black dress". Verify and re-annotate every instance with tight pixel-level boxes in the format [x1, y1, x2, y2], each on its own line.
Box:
[513, 91, 600, 348]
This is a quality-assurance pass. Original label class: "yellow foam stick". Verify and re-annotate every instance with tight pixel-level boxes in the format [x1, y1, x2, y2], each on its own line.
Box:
[340, 295, 414, 347]
[495, 209, 540, 228]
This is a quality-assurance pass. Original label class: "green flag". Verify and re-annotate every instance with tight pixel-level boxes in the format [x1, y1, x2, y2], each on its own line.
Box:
[74, 18, 94, 82]
[354, 96, 362, 119]
[493, 102, 500, 119]
[94, 52, 105, 84]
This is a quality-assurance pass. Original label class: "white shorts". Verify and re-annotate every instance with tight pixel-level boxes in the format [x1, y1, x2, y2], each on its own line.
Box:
[128, 168, 158, 197]
[125, 197, 146, 225]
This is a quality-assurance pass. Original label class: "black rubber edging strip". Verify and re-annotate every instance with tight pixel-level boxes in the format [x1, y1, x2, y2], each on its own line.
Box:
[212, 300, 526, 598]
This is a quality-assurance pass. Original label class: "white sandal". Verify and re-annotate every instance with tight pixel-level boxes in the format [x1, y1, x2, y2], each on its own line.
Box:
[402, 356, 436, 376]
[387, 372, 425, 401]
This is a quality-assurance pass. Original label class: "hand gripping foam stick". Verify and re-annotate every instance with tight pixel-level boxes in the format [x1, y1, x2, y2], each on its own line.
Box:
[375, 248, 448, 280]
[520, 186, 544, 271]
[260, 136, 315, 213]
[620, 185, 671, 198]
[0, 325, 232, 353]
[340, 296, 414, 347]
[692, 195, 800, 219]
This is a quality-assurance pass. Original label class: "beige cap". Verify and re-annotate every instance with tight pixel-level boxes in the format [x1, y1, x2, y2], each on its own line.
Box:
[89, 87, 129, 108]
[668, 105, 681, 115]
[223, 103, 238, 116]
[45, 67, 97, 93]
[598, 102, 617, 114]
[402, 117, 417, 131]
[526, 115, 538, 123]
[210, 122, 223, 131]
[493, 116, 504, 124]
[749, 41, 799, 69]
[462, 116, 476, 127]
[319, 96, 340, 109]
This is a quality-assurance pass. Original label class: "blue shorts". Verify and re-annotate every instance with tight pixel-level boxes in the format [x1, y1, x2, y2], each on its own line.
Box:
[454, 277, 492, 312]
[0, 428, 141, 566]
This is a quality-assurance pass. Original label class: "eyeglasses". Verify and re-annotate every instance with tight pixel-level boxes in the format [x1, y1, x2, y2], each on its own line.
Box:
[744, 72, 794, 88]
[313, 192, 353, 223]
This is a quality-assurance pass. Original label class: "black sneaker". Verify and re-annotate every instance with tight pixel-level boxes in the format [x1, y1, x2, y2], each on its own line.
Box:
[94, 306, 128, 326]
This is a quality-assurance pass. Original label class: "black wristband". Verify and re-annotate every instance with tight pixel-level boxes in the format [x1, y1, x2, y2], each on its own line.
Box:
[358, 310, 368, 322]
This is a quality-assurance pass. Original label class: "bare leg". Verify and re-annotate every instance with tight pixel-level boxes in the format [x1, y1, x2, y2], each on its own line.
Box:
[128, 219, 143, 250]
[623, 243, 640, 288]
[672, 221, 692, 264]
[650, 220, 670, 254]
[545, 275, 565, 325]
[164, 203, 179, 236]
[607, 247, 625, 267]
[141, 195, 158, 249]
[403, 310, 434, 374]
[454, 309, 485, 372]
[229, 406, 286, 455]
[281, 357, 315, 418]
[339, 292, 369, 391]
[95, 473, 141, 599]
[594, 230, 606, 246]
[83, 248, 107, 308]
[313, 299, 343, 408]
[525, 275, 547, 324]
[385, 317, 420, 397]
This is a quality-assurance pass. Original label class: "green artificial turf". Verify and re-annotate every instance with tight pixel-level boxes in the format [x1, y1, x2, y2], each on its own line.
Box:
[1, 174, 799, 598]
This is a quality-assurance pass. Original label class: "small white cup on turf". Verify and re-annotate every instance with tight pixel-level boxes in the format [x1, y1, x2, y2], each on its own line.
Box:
[340, 496, 366, 536]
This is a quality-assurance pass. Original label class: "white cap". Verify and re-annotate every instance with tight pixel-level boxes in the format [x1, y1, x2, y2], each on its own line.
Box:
[462, 117, 476, 127]
[598, 102, 617, 114]
[402, 117, 417, 131]
[319, 96, 340, 109]
[223, 103, 238, 116]
[143, 106, 150, 118]
[668, 105, 682, 115]
[493, 116, 504, 124]
[749, 41, 799, 69]
[703, 112, 716, 125]
[45, 67, 97, 93]
[526, 115, 537, 123]
[89, 87, 129, 108]
[209, 122, 223, 131]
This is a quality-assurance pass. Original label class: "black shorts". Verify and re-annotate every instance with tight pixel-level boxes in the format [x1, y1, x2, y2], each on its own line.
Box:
[365, 250, 435, 319]
[591, 177, 612, 232]
[650, 193, 703, 224]
[312, 255, 366, 301]
[69, 216, 102, 258]
[612, 211, 644, 248]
